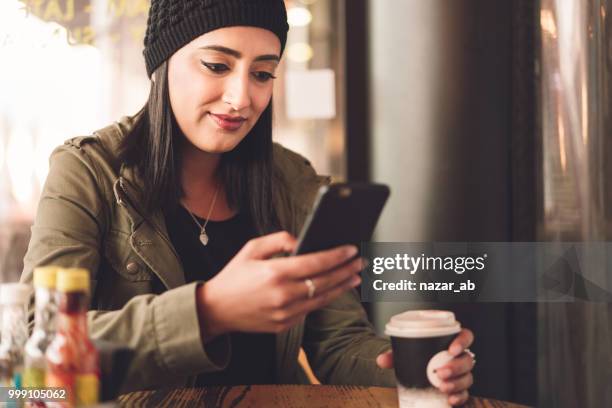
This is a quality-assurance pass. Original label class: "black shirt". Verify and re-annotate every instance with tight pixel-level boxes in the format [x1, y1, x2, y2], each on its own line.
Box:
[164, 205, 276, 385]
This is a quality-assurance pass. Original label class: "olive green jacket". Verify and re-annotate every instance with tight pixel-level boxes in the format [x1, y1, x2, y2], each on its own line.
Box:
[20, 114, 394, 392]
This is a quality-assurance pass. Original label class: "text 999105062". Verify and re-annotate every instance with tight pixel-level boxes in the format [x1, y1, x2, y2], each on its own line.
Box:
[1, 387, 68, 402]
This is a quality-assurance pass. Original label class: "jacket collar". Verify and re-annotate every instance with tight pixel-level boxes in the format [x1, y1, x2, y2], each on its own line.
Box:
[94, 112, 186, 289]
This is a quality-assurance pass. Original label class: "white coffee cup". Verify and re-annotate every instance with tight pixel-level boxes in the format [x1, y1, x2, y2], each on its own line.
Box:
[385, 310, 462, 408]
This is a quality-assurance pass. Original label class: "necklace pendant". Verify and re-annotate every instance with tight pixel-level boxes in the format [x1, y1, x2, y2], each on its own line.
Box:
[199, 230, 209, 246]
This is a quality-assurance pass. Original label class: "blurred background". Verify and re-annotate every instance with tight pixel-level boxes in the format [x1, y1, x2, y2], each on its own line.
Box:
[0, 0, 610, 407]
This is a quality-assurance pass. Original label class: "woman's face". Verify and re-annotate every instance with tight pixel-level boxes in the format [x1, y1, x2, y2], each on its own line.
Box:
[167, 26, 281, 154]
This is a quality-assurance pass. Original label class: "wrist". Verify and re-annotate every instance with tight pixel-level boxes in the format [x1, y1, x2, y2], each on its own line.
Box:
[196, 281, 227, 343]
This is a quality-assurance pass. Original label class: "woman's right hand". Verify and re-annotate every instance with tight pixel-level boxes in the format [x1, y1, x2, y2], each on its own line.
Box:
[196, 231, 364, 341]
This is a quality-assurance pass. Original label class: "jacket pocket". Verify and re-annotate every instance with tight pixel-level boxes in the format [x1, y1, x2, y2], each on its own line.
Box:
[105, 229, 153, 282]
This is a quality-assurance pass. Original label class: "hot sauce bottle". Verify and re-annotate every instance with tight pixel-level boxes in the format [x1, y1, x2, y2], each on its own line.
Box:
[45, 268, 99, 406]
[0, 283, 31, 408]
[24, 266, 59, 389]
[0, 283, 31, 388]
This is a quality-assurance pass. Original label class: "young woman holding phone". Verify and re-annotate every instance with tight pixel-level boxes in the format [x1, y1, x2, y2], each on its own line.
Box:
[21, 0, 475, 404]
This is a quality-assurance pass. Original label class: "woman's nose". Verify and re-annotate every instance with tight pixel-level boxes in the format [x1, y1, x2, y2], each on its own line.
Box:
[222, 73, 251, 112]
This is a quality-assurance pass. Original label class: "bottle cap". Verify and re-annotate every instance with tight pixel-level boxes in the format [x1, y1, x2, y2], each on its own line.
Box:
[57, 268, 90, 293]
[33, 266, 59, 289]
[0, 283, 32, 305]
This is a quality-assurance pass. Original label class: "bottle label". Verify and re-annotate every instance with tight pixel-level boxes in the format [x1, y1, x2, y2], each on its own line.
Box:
[46, 371, 72, 388]
[13, 371, 22, 389]
[46, 371, 74, 404]
[23, 367, 45, 388]
[75, 374, 99, 406]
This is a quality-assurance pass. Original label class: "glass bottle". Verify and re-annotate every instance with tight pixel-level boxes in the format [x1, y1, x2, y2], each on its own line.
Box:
[24, 267, 59, 389]
[0, 283, 31, 389]
[45, 268, 99, 407]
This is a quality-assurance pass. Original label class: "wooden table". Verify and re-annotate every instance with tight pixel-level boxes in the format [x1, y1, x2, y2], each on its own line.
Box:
[119, 385, 530, 407]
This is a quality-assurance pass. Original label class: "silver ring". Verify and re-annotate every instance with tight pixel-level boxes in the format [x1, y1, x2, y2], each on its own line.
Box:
[465, 348, 476, 366]
[304, 278, 316, 299]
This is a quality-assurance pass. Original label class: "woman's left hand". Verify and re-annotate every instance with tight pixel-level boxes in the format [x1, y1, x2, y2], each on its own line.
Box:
[376, 328, 475, 406]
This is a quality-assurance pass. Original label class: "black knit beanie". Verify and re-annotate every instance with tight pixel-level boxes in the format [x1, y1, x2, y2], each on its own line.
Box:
[143, 0, 289, 77]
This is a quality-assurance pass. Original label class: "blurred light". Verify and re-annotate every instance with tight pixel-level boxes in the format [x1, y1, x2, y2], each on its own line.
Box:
[0, 0, 23, 17]
[288, 7, 312, 27]
[581, 80, 588, 145]
[287, 43, 313, 63]
[298, 0, 319, 5]
[7, 124, 34, 205]
[557, 111, 567, 173]
[285, 69, 336, 119]
[540, 9, 558, 38]
[0, 0, 104, 213]
[0, 126, 4, 171]
[34, 132, 56, 187]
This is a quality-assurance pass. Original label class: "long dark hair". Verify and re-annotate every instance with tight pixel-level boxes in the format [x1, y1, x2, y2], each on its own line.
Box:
[119, 61, 281, 235]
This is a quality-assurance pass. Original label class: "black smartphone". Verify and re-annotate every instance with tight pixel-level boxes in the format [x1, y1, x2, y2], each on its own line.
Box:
[292, 183, 390, 255]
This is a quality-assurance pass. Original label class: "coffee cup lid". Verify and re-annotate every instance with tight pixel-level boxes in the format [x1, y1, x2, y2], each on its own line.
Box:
[385, 310, 461, 338]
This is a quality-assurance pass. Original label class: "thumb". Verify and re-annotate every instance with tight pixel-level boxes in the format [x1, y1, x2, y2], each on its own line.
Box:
[376, 350, 394, 369]
[238, 231, 297, 260]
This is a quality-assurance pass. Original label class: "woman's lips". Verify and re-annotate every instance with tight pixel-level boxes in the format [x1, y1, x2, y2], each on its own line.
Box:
[209, 113, 246, 131]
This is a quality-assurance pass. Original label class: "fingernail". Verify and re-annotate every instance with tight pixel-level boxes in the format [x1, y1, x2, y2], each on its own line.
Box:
[437, 368, 452, 379]
[451, 344, 463, 355]
[360, 258, 370, 269]
[351, 276, 361, 286]
[346, 245, 359, 257]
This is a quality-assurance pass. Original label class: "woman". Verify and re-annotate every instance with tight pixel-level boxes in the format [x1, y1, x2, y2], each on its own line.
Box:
[21, 0, 475, 405]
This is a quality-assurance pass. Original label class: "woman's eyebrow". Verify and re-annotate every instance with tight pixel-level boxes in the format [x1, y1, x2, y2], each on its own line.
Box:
[199, 45, 280, 62]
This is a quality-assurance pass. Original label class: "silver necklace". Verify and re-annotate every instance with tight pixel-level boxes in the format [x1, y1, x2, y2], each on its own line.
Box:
[185, 185, 220, 246]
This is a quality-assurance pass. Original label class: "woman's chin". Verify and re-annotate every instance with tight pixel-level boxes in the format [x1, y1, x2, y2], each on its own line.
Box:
[193, 138, 242, 154]
[183, 125, 249, 154]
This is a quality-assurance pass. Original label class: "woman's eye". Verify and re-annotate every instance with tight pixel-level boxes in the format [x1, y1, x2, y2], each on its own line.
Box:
[201, 61, 229, 73]
[252, 71, 277, 82]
